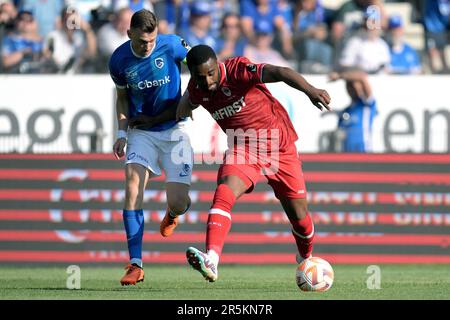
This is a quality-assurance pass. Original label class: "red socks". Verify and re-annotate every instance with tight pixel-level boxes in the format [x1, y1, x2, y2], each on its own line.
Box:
[289, 213, 315, 259]
[206, 183, 315, 260]
[206, 184, 235, 255]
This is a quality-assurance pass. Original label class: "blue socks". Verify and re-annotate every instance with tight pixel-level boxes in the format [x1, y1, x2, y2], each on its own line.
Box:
[123, 209, 144, 268]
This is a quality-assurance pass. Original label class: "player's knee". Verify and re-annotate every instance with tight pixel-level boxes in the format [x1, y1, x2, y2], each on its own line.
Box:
[167, 196, 190, 214]
[220, 176, 250, 198]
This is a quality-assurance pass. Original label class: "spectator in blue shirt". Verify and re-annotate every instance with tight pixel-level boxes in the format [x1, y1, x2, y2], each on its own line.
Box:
[20, 0, 64, 38]
[244, 18, 294, 67]
[423, 0, 449, 73]
[293, 0, 333, 73]
[179, 1, 217, 51]
[277, 0, 294, 30]
[152, 0, 188, 34]
[386, 15, 421, 75]
[172, 0, 190, 32]
[112, 0, 154, 12]
[216, 12, 247, 60]
[0, 0, 17, 67]
[206, 0, 239, 38]
[240, 0, 293, 58]
[1, 10, 44, 73]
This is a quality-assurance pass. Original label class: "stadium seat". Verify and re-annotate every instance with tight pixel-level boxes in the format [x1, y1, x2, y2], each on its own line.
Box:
[404, 23, 425, 52]
[384, 2, 413, 26]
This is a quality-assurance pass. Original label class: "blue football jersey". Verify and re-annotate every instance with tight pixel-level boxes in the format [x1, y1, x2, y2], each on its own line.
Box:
[109, 34, 189, 131]
[389, 43, 421, 75]
[338, 97, 377, 152]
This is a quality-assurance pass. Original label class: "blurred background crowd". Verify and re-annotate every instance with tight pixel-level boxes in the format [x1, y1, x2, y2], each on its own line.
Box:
[0, 0, 448, 75]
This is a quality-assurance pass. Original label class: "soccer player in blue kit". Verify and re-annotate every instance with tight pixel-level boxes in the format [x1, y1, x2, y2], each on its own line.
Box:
[329, 69, 377, 152]
[109, 9, 193, 285]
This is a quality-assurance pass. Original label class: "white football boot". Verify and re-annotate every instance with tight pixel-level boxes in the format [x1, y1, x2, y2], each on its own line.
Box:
[186, 247, 218, 282]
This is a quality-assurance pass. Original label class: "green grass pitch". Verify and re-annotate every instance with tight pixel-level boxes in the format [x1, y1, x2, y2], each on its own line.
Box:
[0, 264, 448, 300]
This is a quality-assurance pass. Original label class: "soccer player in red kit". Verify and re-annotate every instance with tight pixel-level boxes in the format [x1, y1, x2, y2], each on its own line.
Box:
[176, 45, 331, 282]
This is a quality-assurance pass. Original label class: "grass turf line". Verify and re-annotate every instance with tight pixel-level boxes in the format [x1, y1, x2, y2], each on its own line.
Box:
[0, 264, 448, 300]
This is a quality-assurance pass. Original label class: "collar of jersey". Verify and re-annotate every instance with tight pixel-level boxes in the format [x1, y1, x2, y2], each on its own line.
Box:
[218, 62, 227, 87]
[130, 39, 157, 59]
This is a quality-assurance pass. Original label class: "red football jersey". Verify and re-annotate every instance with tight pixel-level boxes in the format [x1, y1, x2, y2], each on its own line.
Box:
[187, 57, 298, 152]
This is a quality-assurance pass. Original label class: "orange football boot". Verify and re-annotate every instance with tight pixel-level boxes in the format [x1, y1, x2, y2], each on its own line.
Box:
[160, 207, 178, 237]
[120, 264, 144, 286]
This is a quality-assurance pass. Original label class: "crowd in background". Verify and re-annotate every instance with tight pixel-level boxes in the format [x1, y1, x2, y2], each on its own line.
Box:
[0, 0, 449, 75]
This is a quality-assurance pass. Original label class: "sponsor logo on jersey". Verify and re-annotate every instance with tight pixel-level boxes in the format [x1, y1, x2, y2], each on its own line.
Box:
[179, 163, 191, 177]
[128, 76, 171, 90]
[154, 57, 164, 69]
[211, 96, 246, 120]
[221, 87, 231, 97]
[181, 38, 191, 50]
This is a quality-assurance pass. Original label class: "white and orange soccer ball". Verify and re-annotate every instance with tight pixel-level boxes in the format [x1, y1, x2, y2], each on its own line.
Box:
[296, 257, 334, 292]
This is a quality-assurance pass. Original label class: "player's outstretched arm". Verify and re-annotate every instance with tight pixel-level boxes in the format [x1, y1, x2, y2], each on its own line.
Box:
[128, 102, 179, 130]
[129, 92, 198, 130]
[113, 87, 129, 159]
[262, 64, 331, 111]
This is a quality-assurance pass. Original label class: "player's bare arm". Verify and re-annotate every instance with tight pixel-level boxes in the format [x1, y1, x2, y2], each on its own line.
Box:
[262, 64, 331, 112]
[129, 76, 202, 129]
[128, 103, 178, 129]
[129, 91, 198, 129]
[113, 87, 129, 159]
[176, 91, 198, 121]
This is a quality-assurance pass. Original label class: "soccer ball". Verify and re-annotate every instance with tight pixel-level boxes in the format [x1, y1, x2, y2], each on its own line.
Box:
[296, 257, 334, 292]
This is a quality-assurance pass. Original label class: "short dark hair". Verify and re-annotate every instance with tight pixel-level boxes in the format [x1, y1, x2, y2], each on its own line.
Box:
[186, 45, 217, 71]
[130, 9, 158, 33]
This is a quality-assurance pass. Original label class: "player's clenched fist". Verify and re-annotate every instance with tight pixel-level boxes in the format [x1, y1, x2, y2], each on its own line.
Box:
[176, 103, 193, 122]
[113, 138, 126, 159]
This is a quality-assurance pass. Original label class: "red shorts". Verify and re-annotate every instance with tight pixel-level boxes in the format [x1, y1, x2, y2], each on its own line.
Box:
[217, 143, 307, 199]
